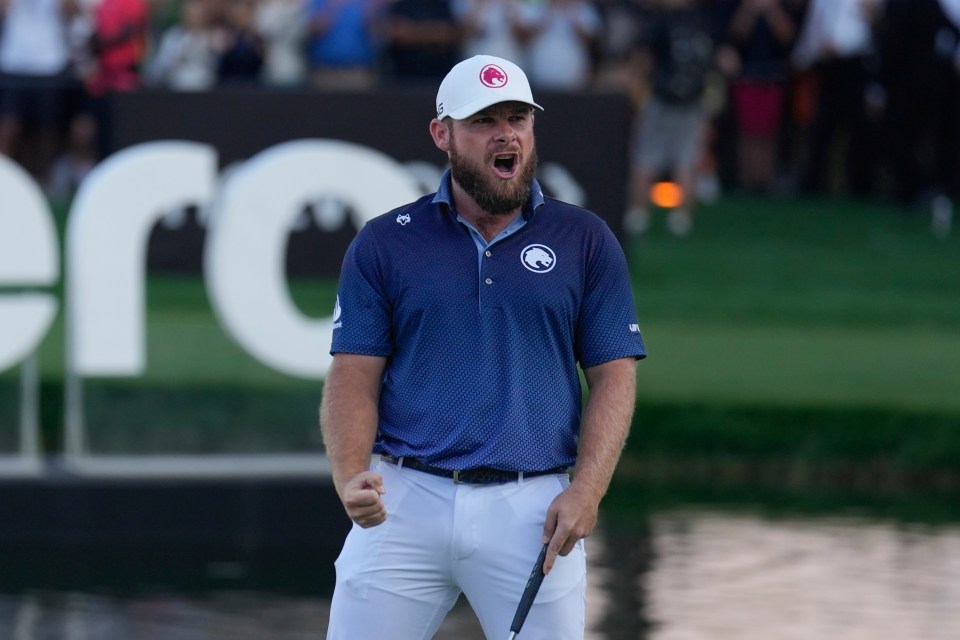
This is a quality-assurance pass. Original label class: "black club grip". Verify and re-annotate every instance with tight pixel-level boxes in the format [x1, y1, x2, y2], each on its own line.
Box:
[509, 543, 549, 636]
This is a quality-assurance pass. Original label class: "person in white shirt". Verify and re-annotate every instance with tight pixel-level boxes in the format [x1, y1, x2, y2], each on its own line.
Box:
[453, 0, 526, 65]
[255, 0, 308, 87]
[145, 0, 220, 91]
[0, 0, 76, 179]
[516, 0, 603, 91]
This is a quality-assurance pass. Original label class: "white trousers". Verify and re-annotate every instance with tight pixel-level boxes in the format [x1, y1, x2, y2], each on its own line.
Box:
[327, 459, 586, 639]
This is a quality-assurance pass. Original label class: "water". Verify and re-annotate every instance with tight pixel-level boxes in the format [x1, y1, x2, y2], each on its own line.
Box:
[3, 510, 960, 639]
[633, 511, 960, 639]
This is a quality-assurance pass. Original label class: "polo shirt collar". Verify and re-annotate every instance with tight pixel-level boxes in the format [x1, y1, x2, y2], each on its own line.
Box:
[432, 169, 545, 220]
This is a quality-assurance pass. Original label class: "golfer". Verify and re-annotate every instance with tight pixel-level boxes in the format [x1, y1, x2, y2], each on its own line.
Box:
[321, 54, 646, 639]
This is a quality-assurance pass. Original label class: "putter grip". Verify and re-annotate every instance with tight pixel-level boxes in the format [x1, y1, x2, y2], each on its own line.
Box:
[509, 543, 549, 635]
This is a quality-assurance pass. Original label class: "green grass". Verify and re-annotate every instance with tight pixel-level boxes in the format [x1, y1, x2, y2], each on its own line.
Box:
[635, 320, 960, 412]
[626, 195, 960, 415]
[629, 195, 960, 329]
[27, 275, 338, 386]
[618, 194, 960, 493]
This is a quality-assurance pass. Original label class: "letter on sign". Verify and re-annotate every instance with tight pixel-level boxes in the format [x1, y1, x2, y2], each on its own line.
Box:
[0, 156, 59, 372]
[67, 142, 217, 375]
[204, 139, 422, 378]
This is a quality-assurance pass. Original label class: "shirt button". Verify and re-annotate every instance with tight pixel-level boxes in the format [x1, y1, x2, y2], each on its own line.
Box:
[485, 278, 493, 285]
[485, 250, 492, 257]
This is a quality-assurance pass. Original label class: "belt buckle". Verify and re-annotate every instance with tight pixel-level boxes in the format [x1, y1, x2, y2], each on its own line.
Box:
[452, 469, 462, 484]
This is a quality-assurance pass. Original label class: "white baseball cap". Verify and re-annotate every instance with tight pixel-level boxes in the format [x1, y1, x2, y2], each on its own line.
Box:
[435, 55, 544, 120]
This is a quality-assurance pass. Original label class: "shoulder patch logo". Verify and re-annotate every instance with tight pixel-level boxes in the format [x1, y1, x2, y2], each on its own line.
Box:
[521, 244, 556, 273]
[396, 212, 411, 226]
[333, 296, 342, 329]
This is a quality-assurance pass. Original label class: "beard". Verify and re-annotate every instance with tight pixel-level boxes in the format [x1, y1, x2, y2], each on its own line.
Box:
[449, 135, 538, 216]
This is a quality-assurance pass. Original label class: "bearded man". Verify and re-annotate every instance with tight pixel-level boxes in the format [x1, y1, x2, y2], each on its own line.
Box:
[320, 55, 646, 639]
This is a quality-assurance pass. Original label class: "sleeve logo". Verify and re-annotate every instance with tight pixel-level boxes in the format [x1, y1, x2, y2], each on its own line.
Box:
[333, 296, 342, 329]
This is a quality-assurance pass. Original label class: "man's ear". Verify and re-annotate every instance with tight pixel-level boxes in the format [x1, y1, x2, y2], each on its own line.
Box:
[430, 119, 451, 152]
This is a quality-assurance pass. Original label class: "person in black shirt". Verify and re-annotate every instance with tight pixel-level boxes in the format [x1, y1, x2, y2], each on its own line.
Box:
[623, 0, 720, 236]
[382, 0, 461, 82]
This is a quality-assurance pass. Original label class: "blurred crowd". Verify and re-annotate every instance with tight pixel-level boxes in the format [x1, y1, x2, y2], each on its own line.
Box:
[1, 0, 959, 232]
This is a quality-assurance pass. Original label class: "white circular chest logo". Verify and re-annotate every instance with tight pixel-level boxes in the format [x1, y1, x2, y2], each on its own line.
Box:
[521, 244, 556, 273]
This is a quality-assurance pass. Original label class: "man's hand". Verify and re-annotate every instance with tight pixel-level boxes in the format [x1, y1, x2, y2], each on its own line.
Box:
[341, 470, 387, 528]
[540, 481, 600, 575]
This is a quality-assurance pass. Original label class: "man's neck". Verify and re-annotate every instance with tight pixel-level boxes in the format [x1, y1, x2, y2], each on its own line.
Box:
[460, 208, 522, 243]
[452, 182, 522, 243]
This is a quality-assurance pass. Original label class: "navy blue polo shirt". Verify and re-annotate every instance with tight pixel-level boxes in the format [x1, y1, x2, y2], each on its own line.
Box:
[330, 171, 646, 472]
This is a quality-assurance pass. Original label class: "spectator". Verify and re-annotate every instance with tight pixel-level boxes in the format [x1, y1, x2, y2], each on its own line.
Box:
[51, 0, 100, 198]
[216, 0, 265, 84]
[516, 0, 604, 91]
[452, 0, 526, 65]
[792, 0, 883, 197]
[304, 0, 385, 90]
[84, 0, 149, 157]
[46, 110, 98, 202]
[66, 0, 100, 84]
[591, 0, 656, 88]
[0, 0, 77, 181]
[144, 0, 219, 90]
[876, 0, 960, 209]
[719, 0, 803, 193]
[256, 0, 309, 87]
[382, 0, 461, 83]
[86, 0, 150, 97]
[623, 0, 720, 237]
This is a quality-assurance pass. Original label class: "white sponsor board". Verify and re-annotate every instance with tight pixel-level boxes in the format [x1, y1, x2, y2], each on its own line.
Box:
[1, 139, 584, 381]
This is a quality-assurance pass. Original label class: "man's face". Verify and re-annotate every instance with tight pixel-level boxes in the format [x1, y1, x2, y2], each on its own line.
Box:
[444, 102, 538, 216]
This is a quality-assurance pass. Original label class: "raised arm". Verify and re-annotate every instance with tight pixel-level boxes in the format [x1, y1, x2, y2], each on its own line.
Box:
[320, 352, 388, 528]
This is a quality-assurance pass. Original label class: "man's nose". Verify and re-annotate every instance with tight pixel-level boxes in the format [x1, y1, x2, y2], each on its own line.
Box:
[494, 123, 516, 143]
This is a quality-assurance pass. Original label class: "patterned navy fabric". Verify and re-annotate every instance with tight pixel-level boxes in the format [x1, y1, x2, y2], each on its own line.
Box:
[331, 171, 645, 471]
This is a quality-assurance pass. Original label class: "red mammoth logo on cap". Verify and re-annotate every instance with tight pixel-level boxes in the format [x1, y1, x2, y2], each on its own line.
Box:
[479, 64, 508, 88]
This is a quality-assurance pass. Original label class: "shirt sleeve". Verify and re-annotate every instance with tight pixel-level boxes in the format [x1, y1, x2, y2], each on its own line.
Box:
[329, 224, 394, 357]
[575, 221, 646, 368]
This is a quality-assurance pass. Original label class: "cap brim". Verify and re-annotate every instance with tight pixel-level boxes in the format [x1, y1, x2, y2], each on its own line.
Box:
[446, 96, 544, 120]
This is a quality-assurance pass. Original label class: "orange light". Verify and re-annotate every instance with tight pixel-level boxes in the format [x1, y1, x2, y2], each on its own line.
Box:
[650, 181, 684, 209]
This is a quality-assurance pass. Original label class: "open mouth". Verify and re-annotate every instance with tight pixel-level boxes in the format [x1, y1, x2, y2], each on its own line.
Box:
[493, 154, 518, 178]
